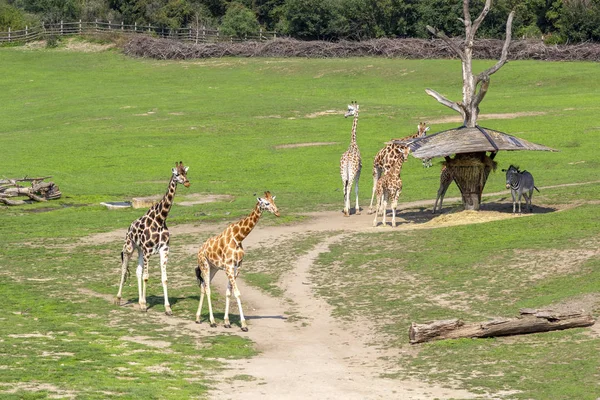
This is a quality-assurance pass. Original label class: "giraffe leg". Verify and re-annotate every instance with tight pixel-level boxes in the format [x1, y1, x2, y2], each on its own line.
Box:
[159, 247, 172, 316]
[115, 242, 133, 306]
[354, 169, 361, 215]
[391, 194, 398, 227]
[223, 278, 233, 329]
[382, 197, 388, 227]
[342, 179, 350, 217]
[368, 168, 380, 214]
[140, 252, 149, 312]
[227, 270, 247, 332]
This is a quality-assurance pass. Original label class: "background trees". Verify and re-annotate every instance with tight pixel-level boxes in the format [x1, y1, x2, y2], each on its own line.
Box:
[1, 0, 600, 44]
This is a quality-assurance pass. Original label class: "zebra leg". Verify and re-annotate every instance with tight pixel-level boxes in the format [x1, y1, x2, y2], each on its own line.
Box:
[517, 192, 523, 214]
[511, 190, 517, 213]
[528, 188, 534, 212]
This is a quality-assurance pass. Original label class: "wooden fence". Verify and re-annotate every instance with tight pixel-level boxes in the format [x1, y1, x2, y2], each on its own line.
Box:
[0, 20, 277, 44]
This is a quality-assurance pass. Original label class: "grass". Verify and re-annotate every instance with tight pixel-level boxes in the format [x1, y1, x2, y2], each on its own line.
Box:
[1, 43, 599, 399]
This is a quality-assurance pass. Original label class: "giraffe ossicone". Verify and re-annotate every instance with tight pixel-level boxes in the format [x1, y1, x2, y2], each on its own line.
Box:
[115, 161, 190, 315]
[195, 191, 279, 332]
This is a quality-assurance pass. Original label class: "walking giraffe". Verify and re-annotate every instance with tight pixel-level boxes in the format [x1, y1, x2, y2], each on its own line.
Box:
[195, 191, 279, 331]
[115, 161, 190, 315]
[368, 122, 429, 214]
[340, 102, 362, 216]
[373, 158, 404, 227]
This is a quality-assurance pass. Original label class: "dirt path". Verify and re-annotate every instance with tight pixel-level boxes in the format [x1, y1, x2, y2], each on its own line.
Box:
[80, 180, 599, 399]
[210, 229, 477, 399]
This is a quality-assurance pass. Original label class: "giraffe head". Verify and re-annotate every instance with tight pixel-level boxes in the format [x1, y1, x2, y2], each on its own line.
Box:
[417, 122, 430, 137]
[400, 145, 411, 162]
[257, 191, 280, 217]
[172, 161, 190, 187]
[344, 102, 359, 118]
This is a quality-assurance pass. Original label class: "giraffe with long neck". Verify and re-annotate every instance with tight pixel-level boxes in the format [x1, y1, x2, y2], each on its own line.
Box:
[340, 102, 362, 216]
[373, 158, 404, 227]
[195, 191, 279, 331]
[367, 123, 428, 214]
[115, 161, 190, 315]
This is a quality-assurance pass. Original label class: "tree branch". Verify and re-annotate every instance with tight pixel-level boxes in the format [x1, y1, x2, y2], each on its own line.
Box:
[426, 25, 465, 60]
[471, 0, 492, 38]
[478, 10, 515, 79]
[472, 74, 490, 109]
[425, 88, 464, 115]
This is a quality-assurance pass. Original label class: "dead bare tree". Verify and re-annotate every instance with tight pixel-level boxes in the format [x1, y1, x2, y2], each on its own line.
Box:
[425, 0, 515, 128]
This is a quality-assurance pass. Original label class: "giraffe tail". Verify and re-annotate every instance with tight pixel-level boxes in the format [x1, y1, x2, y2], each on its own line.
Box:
[195, 266, 204, 286]
[120, 251, 131, 283]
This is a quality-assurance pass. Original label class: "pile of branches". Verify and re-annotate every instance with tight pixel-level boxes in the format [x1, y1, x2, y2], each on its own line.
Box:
[123, 35, 600, 61]
[0, 176, 62, 206]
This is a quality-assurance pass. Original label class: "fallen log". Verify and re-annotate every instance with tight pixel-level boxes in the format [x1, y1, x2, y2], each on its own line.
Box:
[0, 176, 61, 205]
[409, 309, 595, 344]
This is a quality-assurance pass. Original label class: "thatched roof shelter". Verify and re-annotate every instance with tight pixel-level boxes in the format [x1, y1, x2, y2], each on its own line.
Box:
[394, 125, 557, 160]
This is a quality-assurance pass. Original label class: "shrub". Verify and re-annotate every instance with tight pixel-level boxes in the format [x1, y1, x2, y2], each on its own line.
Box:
[220, 2, 260, 39]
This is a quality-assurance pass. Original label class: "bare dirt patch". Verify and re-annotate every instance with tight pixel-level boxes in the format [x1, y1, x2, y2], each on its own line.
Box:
[428, 111, 547, 125]
[177, 193, 234, 206]
[305, 110, 340, 118]
[62, 38, 115, 52]
[274, 142, 338, 149]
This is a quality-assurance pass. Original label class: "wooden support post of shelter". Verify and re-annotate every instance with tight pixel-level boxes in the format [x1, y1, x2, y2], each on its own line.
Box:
[403, 126, 556, 210]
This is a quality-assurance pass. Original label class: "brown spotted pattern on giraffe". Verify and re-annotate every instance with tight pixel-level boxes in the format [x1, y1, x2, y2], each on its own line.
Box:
[195, 192, 279, 331]
[115, 161, 190, 316]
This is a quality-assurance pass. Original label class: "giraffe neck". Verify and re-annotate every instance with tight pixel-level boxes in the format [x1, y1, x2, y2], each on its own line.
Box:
[349, 111, 359, 148]
[231, 203, 262, 243]
[154, 175, 177, 225]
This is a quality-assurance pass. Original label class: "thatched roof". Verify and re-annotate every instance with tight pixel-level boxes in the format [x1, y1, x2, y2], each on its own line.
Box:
[395, 126, 558, 160]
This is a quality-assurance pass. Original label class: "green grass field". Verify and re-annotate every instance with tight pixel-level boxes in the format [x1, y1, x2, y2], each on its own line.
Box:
[1, 40, 599, 399]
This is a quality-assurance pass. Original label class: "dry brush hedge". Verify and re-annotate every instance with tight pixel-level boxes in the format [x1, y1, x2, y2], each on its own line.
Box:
[124, 35, 600, 61]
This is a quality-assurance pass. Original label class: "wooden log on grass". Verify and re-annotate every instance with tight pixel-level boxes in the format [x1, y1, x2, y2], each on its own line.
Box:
[409, 309, 595, 344]
[0, 176, 61, 205]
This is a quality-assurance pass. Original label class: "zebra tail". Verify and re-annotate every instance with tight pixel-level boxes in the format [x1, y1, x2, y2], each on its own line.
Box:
[534, 186, 540, 193]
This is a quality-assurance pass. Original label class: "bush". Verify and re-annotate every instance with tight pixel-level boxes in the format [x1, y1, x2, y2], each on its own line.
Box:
[220, 2, 260, 39]
[0, 1, 27, 30]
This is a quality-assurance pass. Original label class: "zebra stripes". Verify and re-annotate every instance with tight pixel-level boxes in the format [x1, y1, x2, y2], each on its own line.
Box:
[503, 165, 539, 213]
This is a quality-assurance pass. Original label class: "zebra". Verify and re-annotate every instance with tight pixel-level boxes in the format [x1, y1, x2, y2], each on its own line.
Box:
[502, 165, 539, 213]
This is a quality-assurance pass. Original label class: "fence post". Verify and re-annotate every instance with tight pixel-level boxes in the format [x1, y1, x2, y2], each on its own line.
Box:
[95, 19, 97, 32]
[108, 21, 111, 31]
[25, 25, 28, 38]
[148, 24, 151, 33]
[79, 19, 82, 34]
[202, 25, 205, 42]
[8, 27, 10, 42]
[121, 21, 124, 31]
[60, 20, 63, 36]
[134, 22, 137, 32]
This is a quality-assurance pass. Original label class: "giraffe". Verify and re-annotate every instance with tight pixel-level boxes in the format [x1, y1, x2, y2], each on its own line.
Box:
[195, 191, 279, 332]
[373, 158, 403, 228]
[115, 161, 190, 315]
[432, 165, 453, 214]
[368, 122, 429, 214]
[340, 102, 362, 217]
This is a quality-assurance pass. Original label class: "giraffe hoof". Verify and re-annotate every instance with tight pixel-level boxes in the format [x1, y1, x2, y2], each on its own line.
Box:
[195, 320, 201, 324]
[114, 297, 121, 306]
[224, 324, 232, 329]
[164, 310, 172, 316]
[210, 323, 217, 328]
[241, 327, 248, 332]
[139, 304, 147, 312]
